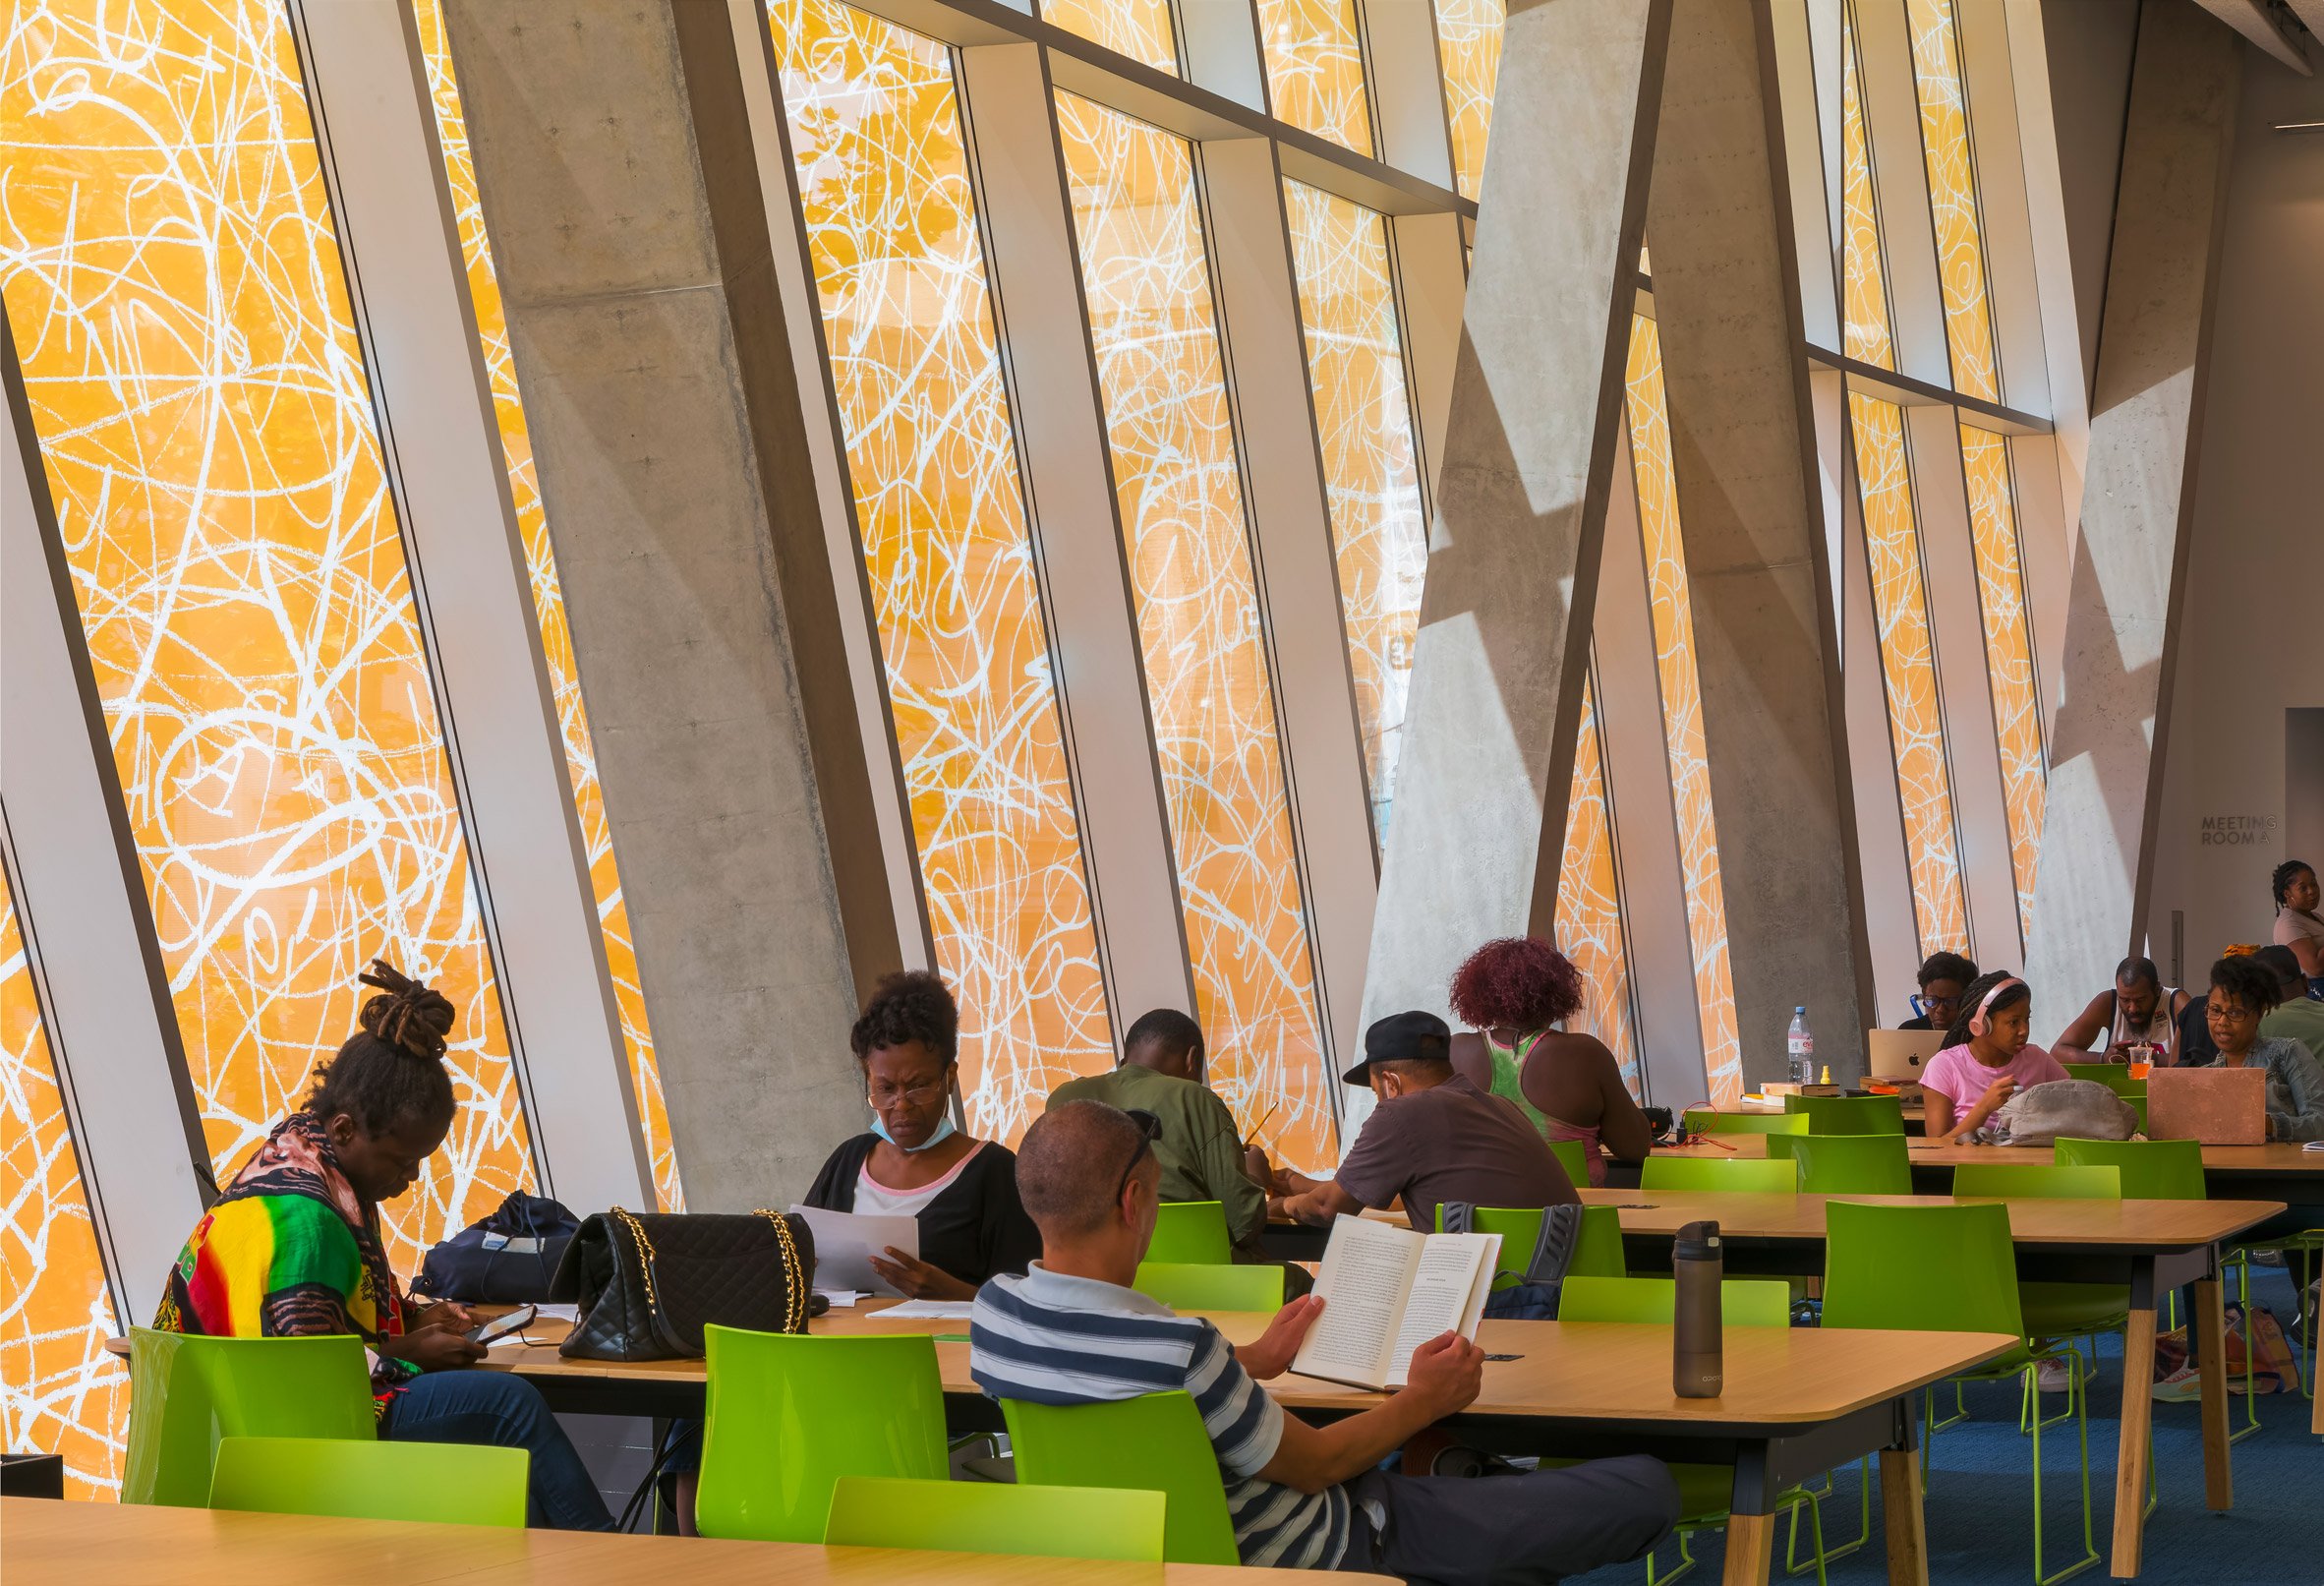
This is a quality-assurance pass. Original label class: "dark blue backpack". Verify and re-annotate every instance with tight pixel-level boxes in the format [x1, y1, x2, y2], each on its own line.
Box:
[1438, 1202, 1587, 1321]
[417, 1191, 579, 1302]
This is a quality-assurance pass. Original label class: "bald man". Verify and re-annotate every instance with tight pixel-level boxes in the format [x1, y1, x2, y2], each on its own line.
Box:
[969, 1100, 1678, 1582]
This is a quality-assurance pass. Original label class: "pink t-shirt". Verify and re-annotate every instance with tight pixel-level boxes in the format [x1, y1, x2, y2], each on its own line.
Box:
[1920, 1042, 2067, 1118]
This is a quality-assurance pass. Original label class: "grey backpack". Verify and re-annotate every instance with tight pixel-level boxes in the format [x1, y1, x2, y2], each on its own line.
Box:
[1985, 1079, 2138, 1146]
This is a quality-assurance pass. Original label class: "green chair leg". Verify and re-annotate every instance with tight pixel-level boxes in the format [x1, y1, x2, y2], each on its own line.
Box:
[1784, 1458, 1861, 1577]
[2025, 1345, 2099, 1586]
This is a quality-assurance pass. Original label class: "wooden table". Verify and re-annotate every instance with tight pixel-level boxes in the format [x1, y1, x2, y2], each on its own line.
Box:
[1657, 1137, 2324, 1205]
[1574, 1188, 2286, 1579]
[485, 1306, 2012, 1585]
[0, 1494, 1361, 1584]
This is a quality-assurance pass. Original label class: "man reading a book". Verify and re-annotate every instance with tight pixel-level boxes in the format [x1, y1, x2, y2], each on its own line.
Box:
[1267, 1011, 1578, 1232]
[971, 1100, 1678, 1582]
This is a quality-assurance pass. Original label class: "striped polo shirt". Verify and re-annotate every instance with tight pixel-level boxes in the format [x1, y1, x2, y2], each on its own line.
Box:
[970, 1263, 1353, 1569]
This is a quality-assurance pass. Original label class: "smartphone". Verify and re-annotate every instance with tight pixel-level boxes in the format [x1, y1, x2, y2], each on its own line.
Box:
[465, 1304, 537, 1345]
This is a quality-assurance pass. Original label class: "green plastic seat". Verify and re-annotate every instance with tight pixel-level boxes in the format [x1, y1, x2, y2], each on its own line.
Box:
[1133, 1262, 1284, 1312]
[1548, 1137, 1592, 1185]
[1682, 1110, 1809, 1137]
[209, 1435, 524, 1527]
[825, 1474, 1165, 1562]
[1002, 1390, 1239, 1564]
[1640, 1156, 1798, 1194]
[695, 1327, 948, 1542]
[1148, 1201, 1231, 1264]
[2051, 1137, 2206, 1201]
[1766, 1132, 1912, 1195]
[124, 1329, 377, 1507]
[1783, 1094, 1905, 1135]
[1430, 1204, 1628, 1287]
[2061, 1064, 2145, 1097]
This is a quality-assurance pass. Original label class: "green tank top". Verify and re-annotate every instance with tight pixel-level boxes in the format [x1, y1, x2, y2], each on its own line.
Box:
[1483, 1030, 1554, 1135]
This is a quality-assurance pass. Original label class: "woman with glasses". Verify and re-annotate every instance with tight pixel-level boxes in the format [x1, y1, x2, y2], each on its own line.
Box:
[801, 970, 1041, 1300]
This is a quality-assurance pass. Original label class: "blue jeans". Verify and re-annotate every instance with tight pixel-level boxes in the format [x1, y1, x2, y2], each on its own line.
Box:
[380, 1370, 614, 1530]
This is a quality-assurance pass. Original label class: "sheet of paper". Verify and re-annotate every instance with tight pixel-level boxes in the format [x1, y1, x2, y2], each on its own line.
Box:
[534, 1302, 579, 1324]
[1292, 1214, 1418, 1386]
[875, 1299, 977, 1320]
[815, 1289, 861, 1309]
[787, 1204, 920, 1297]
[1384, 1234, 1494, 1386]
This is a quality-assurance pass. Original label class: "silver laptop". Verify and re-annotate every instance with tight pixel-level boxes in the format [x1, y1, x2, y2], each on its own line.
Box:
[1867, 1028, 1945, 1082]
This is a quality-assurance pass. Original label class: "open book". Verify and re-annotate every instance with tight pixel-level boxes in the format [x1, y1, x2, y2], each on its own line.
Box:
[1290, 1215, 1500, 1390]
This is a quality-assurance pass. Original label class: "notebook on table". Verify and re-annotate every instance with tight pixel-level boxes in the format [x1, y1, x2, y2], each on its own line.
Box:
[2144, 1067, 2266, 1145]
[1867, 1028, 1945, 1082]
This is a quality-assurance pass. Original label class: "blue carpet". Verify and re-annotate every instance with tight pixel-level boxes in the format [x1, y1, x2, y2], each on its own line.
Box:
[1566, 1263, 2321, 1586]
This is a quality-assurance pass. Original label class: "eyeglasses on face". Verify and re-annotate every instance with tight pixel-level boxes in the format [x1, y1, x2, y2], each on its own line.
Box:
[1114, 1109, 1165, 1204]
[868, 1078, 948, 1106]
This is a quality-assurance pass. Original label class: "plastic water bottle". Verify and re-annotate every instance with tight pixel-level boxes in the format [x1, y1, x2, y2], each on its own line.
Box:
[1787, 1007, 1814, 1087]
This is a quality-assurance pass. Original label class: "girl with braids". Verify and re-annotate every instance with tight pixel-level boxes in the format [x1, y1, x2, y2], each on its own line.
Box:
[2271, 859, 2323, 991]
[155, 962, 613, 1530]
[1444, 937, 1654, 1186]
[1917, 970, 2067, 1144]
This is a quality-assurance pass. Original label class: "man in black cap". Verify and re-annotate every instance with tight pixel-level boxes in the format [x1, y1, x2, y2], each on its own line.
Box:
[1269, 1011, 1577, 1232]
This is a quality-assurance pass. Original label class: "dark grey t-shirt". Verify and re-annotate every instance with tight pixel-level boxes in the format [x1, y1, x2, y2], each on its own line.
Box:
[1335, 1073, 1578, 1229]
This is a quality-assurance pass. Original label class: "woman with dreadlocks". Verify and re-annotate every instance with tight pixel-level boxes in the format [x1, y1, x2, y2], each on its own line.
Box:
[154, 962, 613, 1529]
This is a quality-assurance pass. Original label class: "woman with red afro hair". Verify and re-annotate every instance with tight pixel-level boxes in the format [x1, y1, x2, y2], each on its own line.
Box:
[1446, 938, 1654, 1185]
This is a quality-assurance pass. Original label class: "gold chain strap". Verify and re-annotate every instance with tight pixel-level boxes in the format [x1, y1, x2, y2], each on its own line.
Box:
[608, 1205, 807, 1333]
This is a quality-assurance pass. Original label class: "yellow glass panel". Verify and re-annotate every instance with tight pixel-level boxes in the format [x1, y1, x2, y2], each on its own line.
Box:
[1850, 395, 1969, 953]
[1625, 316, 1743, 1108]
[1, 884, 129, 1498]
[1281, 181, 1425, 839]
[1056, 93, 1333, 1172]
[1434, 0, 1504, 202]
[1, 0, 532, 1268]
[412, 0, 680, 1211]
[1255, 0, 1374, 155]
[1044, 0, 1177, 74]
[1840, 4, 1894, 371]
[1554, 678, 1643, 1099]
[771, 0, 1113, 1141]
[1904, 0, 1999, 401]
[1960, 426, 2044, 940]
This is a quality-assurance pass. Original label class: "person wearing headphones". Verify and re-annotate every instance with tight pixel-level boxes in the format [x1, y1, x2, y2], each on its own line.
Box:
[1918, 971, 2067, 1145]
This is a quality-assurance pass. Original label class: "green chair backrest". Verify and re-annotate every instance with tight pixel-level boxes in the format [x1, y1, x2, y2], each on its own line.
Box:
[1765, 1132, 1912, 1195]
[1133, 1262, 1284, 1312]
[1559, 1274, 1791, 1328]
[1547, 1138, 1591, 1185]
[1639, 1156, 1799, 1194]
[1952, 1163, 2122, 1201]
[124, 1329, 377, 1507]
[825, 1475, 1165, 1562]
[1002, 1390, 1239, 1564]
[2062, 1064, 2146, 1097]
[2052, 1137, 2206, 1201]
[209, 1436, 525, 1527]
[1821, 1200, 2027, 1354]
[1428, 1204, 1628, 1285]
[695, 1326, 948, 1542]
[1783, 1093, 1906, 1135]
[1147, 1202, 1231, 1265]
[1682, 1110, 1810, 1137]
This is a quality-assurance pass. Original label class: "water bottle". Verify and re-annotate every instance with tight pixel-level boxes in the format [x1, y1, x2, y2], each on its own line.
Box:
[1673, 1219, 1724, 1398]
[1787, 1007, 1814, 1087]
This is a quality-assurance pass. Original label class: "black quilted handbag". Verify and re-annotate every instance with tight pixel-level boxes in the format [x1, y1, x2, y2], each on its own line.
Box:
[548, 1207, 814, 1361]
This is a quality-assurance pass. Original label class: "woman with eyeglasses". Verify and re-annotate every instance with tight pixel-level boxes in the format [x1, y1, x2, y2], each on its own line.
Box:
[801, 970, 1040, 1300]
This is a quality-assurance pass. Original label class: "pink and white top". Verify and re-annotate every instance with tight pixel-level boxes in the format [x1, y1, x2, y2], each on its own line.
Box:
[1920, 1042, 2067, 1118]
[853, 1141, 985, 1218]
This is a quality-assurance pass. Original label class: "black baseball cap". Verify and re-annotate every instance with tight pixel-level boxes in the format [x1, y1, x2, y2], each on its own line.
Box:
[1343, 1010, 1453, 1087]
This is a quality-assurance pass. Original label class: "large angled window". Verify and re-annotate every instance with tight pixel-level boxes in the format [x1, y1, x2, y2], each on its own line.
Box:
[1043, 0, 1178, 74]
[1282, 181, 1427, 841]
[2, 0, 533, 1265]
[1433, 0, 1505, 202]
[412, 0, 679, 1210]
[1553, 677, 1643, 1097]
[769, 0, 1115, 1139]
[1056, 93, 1334, 1172]
[1255, 0, 1374, 154]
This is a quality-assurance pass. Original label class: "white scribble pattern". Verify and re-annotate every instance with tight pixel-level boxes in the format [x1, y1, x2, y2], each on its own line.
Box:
[1434, 0, 1504, 203]
[1904, 0, 2000, 402]
[0, 0, 533, 1273]
[1042, 0, 1177, 74]
[1961, 426, 2044, 941]
[1282, 180, 1425, 841]
[1554, 677, 1643, 1097]
[1254, 0, 1373, 155]
[1057, 93, 1334, 1173]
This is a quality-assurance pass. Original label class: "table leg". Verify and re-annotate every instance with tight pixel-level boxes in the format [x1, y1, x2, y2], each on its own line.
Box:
[2193, 1275, 2233, 1511]
[1720, 1511, 1775, 1586]
[1878, 1445, 1929, 1586]
[2110, 1288, 2158, 1578]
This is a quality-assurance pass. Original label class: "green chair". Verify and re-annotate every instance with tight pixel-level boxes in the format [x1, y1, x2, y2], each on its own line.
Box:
[1148, 1201, 1231, 1264]
[1954, 1164, 2129, 1432]
[1548, 1137, 1592, 1185]
[1783, 1094, 1905, 1135]
[1556, 1276, 1825, 1584]
[2061, 1064, 2145, 1097]
[695, 1327, 948, 1542]
[1682, 1110, 1809, 1137]
[1134, 1262, 1284, 1312]
[1432, 1204, 1630, 1288]
[1640, 1156, 1799, 1194]
[1823, 1200, 2097, 1585]
[123, 1329, 377, 1507]
[209, 1436, 525, 1528]
[1003, 1390, 1238, 1564]
[824, 1474, 1165, 1562]
[1766, 1133, 1911, 1195]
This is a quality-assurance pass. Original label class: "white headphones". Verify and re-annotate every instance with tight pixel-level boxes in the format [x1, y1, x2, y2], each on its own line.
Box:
[1968, 976, 2025, 1038]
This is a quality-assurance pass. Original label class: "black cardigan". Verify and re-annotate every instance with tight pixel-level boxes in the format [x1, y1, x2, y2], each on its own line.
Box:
[802, 1135, 1042, 1288]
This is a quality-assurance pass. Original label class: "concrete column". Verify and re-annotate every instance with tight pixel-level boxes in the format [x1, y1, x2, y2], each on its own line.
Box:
[1359, 0, 1670, 1037]
[440, 0, 893, 1208]
[1642, 0, 1870, 1084]
[2023, 0, 2237, 1006]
